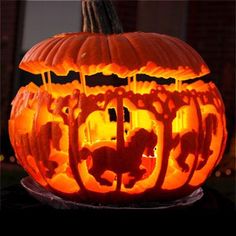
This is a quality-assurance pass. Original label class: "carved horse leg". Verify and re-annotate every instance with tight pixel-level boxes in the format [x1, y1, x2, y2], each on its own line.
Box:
[176, 130, 197, 172]
[89, 167, 113, 186]
[125, 168, 146, 188]
[197, 114, 217, 170]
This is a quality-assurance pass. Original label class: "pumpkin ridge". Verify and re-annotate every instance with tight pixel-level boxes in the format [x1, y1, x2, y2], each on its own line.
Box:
[21, 38, 55, 62]
[158, 35, 189, 69]
[100, 34, 112, 68]
[144, 33, 173, 69]
[164, 35, 209, 75]
[19, 32, 210, 79]
[149, 33, 178, 70]
[122, 33, 143, 68]
[76, 34, 92, 69]
[51, 35, 79, 66]
[36, 38, 63, 64]
[44, 37, 69, 67]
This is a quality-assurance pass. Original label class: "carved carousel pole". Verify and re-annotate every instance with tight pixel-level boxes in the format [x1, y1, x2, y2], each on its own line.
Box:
[81, 0, 124, 191]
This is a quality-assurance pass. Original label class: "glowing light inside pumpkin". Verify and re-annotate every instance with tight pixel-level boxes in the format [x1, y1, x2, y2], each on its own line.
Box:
[9, 31, 227, 202]
[9, 72, 227, 200]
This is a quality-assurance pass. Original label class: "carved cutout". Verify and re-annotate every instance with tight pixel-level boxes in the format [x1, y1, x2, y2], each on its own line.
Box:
[80, 128, 157, 188]
[9, 80, 227, 202]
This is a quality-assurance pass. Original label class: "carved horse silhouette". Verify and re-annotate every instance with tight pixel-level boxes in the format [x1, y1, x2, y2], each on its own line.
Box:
[80, 128, 157, 187]
[197, 113, 218, 170]
[174, 113, 218, 172]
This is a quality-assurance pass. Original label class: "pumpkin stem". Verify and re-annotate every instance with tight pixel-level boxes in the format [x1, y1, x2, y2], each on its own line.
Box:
[82, 0, 123, 34]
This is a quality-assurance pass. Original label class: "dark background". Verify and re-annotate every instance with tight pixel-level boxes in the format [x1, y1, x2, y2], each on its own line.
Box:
[1, 0, 235, 209]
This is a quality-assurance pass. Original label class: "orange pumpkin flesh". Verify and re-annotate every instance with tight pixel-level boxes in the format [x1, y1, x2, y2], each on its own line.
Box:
[9, 32, 227, 203]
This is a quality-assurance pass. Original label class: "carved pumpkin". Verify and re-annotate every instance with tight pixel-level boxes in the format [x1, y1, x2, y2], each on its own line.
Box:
[9, 1, 227, 204]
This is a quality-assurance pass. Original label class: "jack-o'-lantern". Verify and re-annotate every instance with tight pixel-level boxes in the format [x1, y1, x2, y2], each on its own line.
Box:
[9, 0, 227, 204]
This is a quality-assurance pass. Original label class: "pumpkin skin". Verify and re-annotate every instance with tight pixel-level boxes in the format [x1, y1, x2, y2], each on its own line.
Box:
[19, 32, 209, 79]
[9, 32, 227, 203]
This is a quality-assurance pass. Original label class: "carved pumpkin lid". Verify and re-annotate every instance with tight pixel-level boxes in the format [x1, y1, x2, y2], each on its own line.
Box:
[19, 32, 210, 80]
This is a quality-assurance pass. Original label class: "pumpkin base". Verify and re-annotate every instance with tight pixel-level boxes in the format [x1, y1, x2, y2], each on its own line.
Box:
[21, 176, 203, 210]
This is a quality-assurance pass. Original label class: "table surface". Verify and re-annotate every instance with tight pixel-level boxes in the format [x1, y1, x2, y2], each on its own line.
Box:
[1, 183, 234, 211]
[1, 184, 235, 233]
